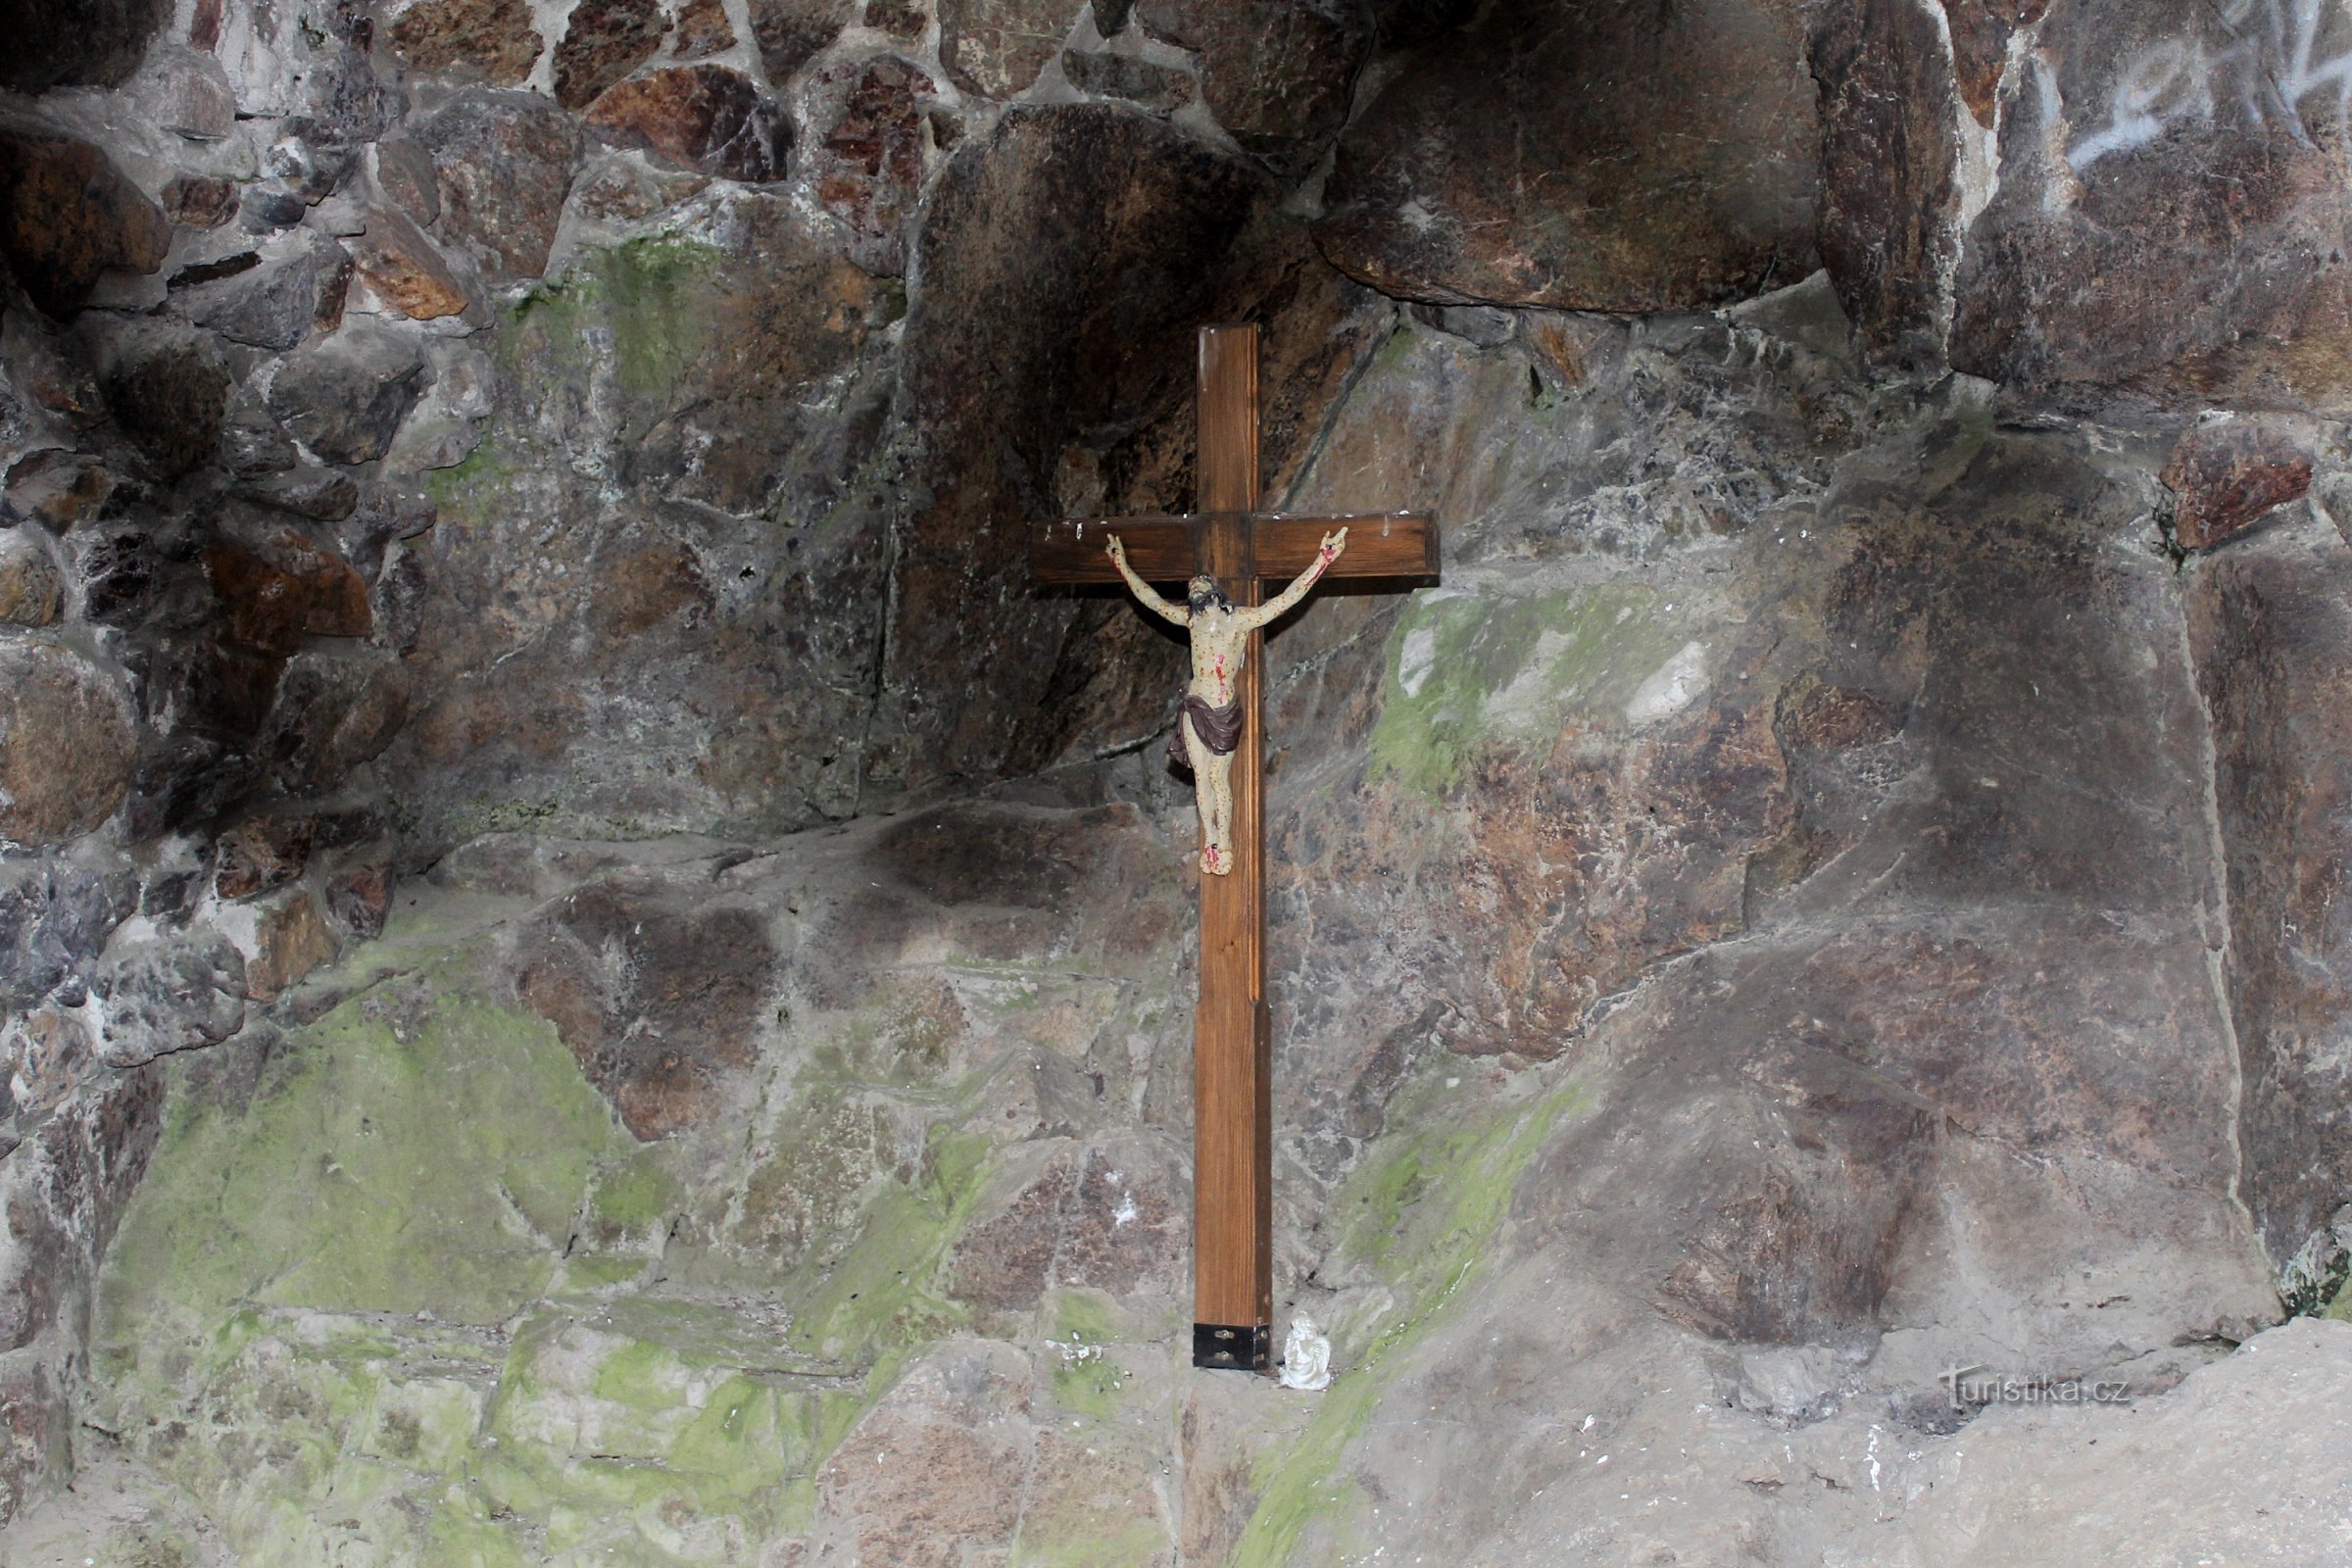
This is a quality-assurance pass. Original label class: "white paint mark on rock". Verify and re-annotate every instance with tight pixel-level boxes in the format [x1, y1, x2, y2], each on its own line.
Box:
[1624, 640, 1709, 725]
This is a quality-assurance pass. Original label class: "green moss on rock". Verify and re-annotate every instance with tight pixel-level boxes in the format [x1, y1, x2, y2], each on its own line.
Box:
[1370, 581, 1685, 795]
[102, 983, 629, 1336]
[508, 234, 723, 400]
[1231, 1070, 1593, 1566]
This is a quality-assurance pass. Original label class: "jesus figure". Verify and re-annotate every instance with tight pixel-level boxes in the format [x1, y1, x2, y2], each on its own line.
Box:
[1106, 526, 1348, 875]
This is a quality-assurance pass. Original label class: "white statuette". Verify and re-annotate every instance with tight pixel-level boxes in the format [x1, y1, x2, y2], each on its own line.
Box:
[1277, 1316, 1332, 1392]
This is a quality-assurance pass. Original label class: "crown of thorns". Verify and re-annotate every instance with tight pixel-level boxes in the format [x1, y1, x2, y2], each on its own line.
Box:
[1187, 576, 1233, 612]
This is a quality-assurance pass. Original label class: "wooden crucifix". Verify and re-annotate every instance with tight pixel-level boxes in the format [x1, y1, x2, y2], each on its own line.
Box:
[1030, 324, 1438, 1373]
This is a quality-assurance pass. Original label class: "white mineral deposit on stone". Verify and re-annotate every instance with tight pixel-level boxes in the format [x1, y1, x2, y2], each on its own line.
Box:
[1397, 624, 1439, 697]
[1625, 640, 1709, 724]
[1486, 627, 1579, 734]
[1278, 1317, 1333, 1392]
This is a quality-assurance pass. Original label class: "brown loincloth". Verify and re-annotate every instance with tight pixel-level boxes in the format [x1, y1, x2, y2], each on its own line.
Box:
[1166, 693, 1244, 768]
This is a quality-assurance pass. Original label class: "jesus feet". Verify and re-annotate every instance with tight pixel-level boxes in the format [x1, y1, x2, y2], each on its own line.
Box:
[1201, 843, 1231, 876]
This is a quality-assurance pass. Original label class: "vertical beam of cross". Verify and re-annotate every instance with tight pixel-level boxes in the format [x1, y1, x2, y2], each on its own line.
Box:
[1190, 326, 1274, 1369]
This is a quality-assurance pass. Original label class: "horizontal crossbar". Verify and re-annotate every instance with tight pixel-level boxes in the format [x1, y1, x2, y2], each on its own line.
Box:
[1031, 511, 1438, 585]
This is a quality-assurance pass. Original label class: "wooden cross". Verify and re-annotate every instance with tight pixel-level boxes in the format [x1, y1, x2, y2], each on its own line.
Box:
[1030, 324, 1438, 1372]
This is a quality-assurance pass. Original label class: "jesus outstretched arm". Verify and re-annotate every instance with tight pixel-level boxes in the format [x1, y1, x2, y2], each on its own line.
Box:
[1105, 536, 1193, 627]
[1234, 528, 1348, 630]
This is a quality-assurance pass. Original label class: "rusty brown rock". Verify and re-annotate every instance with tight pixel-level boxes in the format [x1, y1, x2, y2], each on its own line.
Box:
[243, 891, 338, 1002]
[161, 172, 239, 228]
[388, 0, 543, 84]
[2188, 514, 2352, 1267]
[949, 1144, 1072, 1309]
[1950, 3, 2352, 413]
[585, 65, 792, 182]
[0, 643, 136, 848]
[510, 876, 778, 1139]
[347, 203, 475, 320]
[323, 859, 391, 939]
[938, 0, 1068, 98]
[748, 0, 853, 82]
[946, 1136, 1184, 1312]
[673, 0, 738, 58]
[93, 319, 231, 478]
[554, 0, 671, 110]
[1944, 0, 2046, 126]
[1134, 0, 1371, 172]
[1811, 0, 1960, 368]
[815, 1343, 1032, 1561]
[3, 452, 113, 533]
[207, 529, 373, 656]
[0, 130, 171, 319]
[371, 136, 440, 225]
[415, 89, 583, 285]
[0, 0, 169, 92]
[213, 813, 318, 900]
[266, 645, 411, 794]
[864, 0, 928, 39]
[0, 534, 63, 628]
[806, 55, 934, 271]
[1314, 0, 1820, 311]
[2164, 422, 2315, 550]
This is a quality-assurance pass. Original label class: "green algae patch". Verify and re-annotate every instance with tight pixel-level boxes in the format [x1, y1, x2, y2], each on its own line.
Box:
[535, 1118, 1001, 1552]
[508, 234, 722, 400]
[101, 989, 633, 1336]
[735, 1088, 912, 1267]
[422, 437, 514, 526]
[91, 1307, 517, 1565]
[592, 1152, 682, 1232]
[1370, 581, 1684, 796]
[85, 969, 704, 1563]
[473, 1297, 846, 1556]
[1043, 1294, 1137, 1421]
[1229, 1072, 1594, 1567]
[783, 1162, 969, 1366]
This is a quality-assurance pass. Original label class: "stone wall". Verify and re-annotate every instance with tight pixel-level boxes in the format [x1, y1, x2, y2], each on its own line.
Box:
[0, 0, 428, 1514]
[7, 0, 2352, 1549]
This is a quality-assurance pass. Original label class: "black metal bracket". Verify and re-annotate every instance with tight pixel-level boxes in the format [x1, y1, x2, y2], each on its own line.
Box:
[1193, 1321, 1272, 1373]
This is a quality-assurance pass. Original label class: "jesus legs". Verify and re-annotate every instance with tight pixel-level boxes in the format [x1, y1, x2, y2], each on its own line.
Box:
[1182, 720, 1236, 875]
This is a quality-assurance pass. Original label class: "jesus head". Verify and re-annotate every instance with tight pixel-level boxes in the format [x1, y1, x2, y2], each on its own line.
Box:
[1188, 576, 1233, 615]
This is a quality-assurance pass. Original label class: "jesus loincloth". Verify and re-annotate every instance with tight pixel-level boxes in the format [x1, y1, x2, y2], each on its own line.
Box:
[1166, 693, 1244, 768]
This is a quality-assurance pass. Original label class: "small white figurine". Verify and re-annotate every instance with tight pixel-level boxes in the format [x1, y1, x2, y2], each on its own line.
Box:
[1277, 1315, 1333, 1392]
